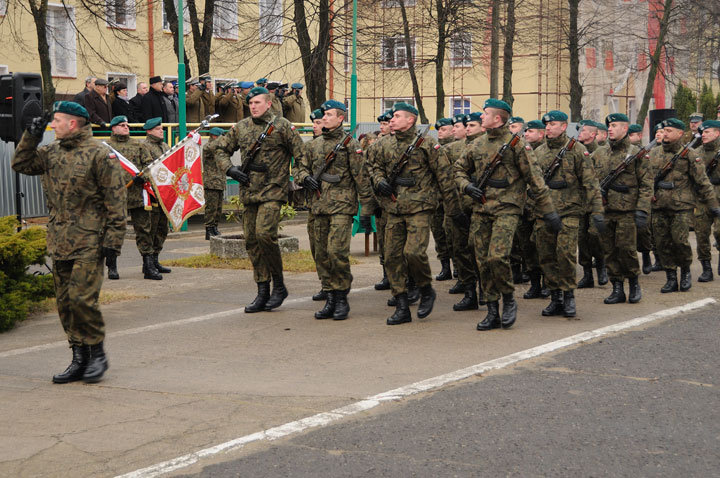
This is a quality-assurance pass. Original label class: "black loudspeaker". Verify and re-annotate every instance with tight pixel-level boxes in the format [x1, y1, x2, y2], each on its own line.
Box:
[0, 73, 44, 143]
[648, 108, 676, 132]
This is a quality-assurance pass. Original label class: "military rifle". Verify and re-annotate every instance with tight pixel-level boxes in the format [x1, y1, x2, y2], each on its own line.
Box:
[387, 125, 431, 202]
[239, 116, 276, 178]
[542, 137, 576, 185]
[652, 134, 701, 201]
[599, 138, 657, 205]
[471, 133, 521, 204]
[311, 125, 359, 198]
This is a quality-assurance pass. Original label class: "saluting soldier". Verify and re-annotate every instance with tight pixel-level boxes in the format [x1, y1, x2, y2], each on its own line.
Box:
[456, 99, 561, 331]
[266, 82, 284, 118]
[282, 83, 306, 123]
[13, 101, 126, 383]
[691, 120, 720, 282]
[198, 76, 215, 116]
[185, 79, 204, 123]
[216, 86, 305, 312]
[202, 127, 228, 239]
[217, 83, 243, 124]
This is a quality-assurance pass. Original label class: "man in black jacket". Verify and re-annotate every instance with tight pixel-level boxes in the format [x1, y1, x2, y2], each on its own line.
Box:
[140, 76, 168, 122]
[83, 78, 112, 126]
[128, 82, 148, 123]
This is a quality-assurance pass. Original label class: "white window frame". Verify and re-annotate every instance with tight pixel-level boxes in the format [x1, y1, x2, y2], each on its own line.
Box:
[382, 0, 416, 7]
[450, 32, 472, 68]
[107, 72, 137, 97]
[106, 0, 136, 29]
[259, 0, 283, 44]
[381, 97, 414, 112]
[47, 4, 77, 78]
[213, 0, 238, 40]
[450, 96, 471, 116]
[381, 36, 415, 70]
[162, 0, 190, 34]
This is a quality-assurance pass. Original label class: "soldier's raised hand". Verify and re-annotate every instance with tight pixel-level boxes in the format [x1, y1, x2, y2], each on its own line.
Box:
[28, 113, 50, 139]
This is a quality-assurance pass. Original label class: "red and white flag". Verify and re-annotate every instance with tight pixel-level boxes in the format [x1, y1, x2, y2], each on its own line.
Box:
[103, 141, 156, 210]
[146, 132, 205, 230]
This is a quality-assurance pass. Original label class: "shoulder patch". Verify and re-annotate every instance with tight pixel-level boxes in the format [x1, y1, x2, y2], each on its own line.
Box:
[290, 125, 296, 130]
[645, 154, 650, 159]
[695, 157, 701, 162]
[434, 144, 441, 150]
[109, 153, 116, 159]
[525, 145, 532, 151]
[356, 148, 363, 154]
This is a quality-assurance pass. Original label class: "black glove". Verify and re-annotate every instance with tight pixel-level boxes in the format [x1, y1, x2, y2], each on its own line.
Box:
[710, 207, 720, 219]
[451, 212, 470, 230]
[373, 207, 383, 219]
[464, 183, 484, 202]
[226, 165, 249, 185]
[198, 83, 206, 91]
[101, 247, 118, 260]
[359, 215, 373, 232]
[28, 114, 50, 139]
[592, 214, 606, 234]
[543, 211, 563, 232]
[634, 210, 648, 229]
[303, 175, 320, 191]
[376, 179, 394, 197]
[131, 174, 146, 186]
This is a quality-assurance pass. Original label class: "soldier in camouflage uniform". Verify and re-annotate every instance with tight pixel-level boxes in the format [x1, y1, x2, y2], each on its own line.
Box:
[533, 111, 604, 318]
[296, 100, 373, 320]
[693, 121, 720, 281]
[202, 127, 227, 240]
[13, 101, 126, 384]
[596, 123, 608, 147]
[456, 99, 561, 331]
[648, 118, 720, 293]
[306, 108, 330, 301]
[142, 117, 172, 274]
[624, 123, 655, 275]
[217, 87, 305, 312]
[366, 102, 464, 325]
[430, 117, 455, 282]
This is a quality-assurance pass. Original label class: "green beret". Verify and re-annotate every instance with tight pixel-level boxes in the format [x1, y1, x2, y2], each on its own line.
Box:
[246, 86, 269, 102]
[577, 119, 595, 127]
[653, 122, 664, 133]
[664, 118, 686, 131]
[483, 98, 512, 114]
[542, 110, 568, 124]
[699, 120, 720, 132]
[142, 117, 162, 130]
[320, 99, 346, 112]
[392, 102, 418, 116]
[596, 122, 608, 131]
[689, 113, 704, 122]
[605, 113, 629, 125]
[525, 120, 545, 130]
[466, 112, 483, 123]
[508, 116, 524, 124]
[110, 115, 129, 127]
[208, 127, 226, 136]
[256, 78, 268, 85]
[628, 123, 642, 134]
[310, 109, 324, 121]
[377, 110, 393, 122]
[452, 113, 467, 125]
[291, 83, 304, 89]
[52, 101, 89, 120]
[435, 118, 453, 129]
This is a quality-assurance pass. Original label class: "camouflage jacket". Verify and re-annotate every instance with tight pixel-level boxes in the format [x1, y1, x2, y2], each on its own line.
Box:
[282, 94, 306, 124]
[142, 134, 169, 161]
[367, 125, 461, 216]
[186, 89, 204, 123]
[455, 125, 554, 217]
[360, 134, 392, 215]
[534, 132, 603, 218]
[12, 126, 126, 260]
[202, 136, 227, 190]
[692, 138, 720, 207]
[591, 135, 650, 214]
[295, 126, 374, 215]
[583, 140, 597, 154]
[214, 110, 304, 204]
[108, 133, 154, 209]
[649, 139, 719, 211]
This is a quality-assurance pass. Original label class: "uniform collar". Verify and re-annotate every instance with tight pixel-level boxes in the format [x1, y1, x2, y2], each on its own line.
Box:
[146, 134, 164, 144]
[439, 137, 453, 145]
[703, 137, 720, 152]
[252, 110, 274, 125]
[546, 132, 568, 149]
[486, 125, 508, 139]
[662, 138, 682, 153]
[609, 134, 629, 151]
[321, 125, 345, 140]
[111, 132, 130, 142]
[59, 125, 93, 149]
[394, 125, 417, 142]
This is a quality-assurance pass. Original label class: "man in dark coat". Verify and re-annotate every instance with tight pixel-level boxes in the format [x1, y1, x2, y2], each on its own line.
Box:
[140, 76, 168, 122]
[83, 78, 112, 126]
[128, 82, 148, 123]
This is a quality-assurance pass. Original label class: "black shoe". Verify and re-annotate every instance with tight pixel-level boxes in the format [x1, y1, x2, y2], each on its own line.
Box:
[628, 276, 641, 303]
[477, 301, 501, 330]
[407, 278, 420, 304]
[542, 290, 564, 316]
[680, 267, 691, 291]
[387, 293, 412, 325]
[205, 226, 219, 240]
[523, 271, 543, 299]
[577, 266, 594, 289]
[106, 254, 119, 280]
[264, 274, 289, 310]
[562, 290, 576, 318]
[211, 226, 221, 236]
[448, 280, 464, 294]
[52, 344, 90, 384]
[596, 259, 608, 285]
[512, 263, 523, 284]
[417, 285, 436, 318]
[641, 251, 652, 275]
[333, 290, 350, 320]
[142, 254, 162, 280]
[154, 254, 171, 273]
[374, 267, 390, 290]
[453, 283, 479, 311]
[435, 259, 452, 281]
[501, 293, 517, 328]
[312, 290, 328, 301]
[82, 342, 108, 383]
[604, 280, 626, 304]
[245, 281, 271, 313]
[651, 253, 663, 272]
[698, 260, 713, 282]
[315, 291, 337, 319]
[660, 269, 679, 293]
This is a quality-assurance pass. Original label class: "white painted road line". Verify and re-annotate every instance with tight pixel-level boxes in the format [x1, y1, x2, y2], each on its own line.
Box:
[115, 297, 717, 478]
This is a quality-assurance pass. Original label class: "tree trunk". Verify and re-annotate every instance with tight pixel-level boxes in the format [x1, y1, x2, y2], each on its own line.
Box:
[293, 0, 329, 109]
[187, 0, 214, 75]
[163, 0, 192, 78]
[502, 0, 515, 106]
[567, 0, 582, 121]
[28, 0, 55, 108]
[490, 0, 500, 98]
[435, 0, 447, 120]
[399, 0, 429, 124]
[637, 0, 673, 126]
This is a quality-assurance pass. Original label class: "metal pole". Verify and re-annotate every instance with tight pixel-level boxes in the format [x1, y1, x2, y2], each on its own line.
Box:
[350, 0, 357, 134]
[178, 0, 187, 141]
[15, 170, 23, 232]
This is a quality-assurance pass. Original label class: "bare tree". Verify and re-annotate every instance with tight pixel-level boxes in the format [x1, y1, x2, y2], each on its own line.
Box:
[398, 0, 429, 123]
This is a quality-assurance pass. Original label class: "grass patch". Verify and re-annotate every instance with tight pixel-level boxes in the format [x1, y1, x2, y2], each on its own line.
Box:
[161, 250, 359, 273]
[29, 291, 150, 315]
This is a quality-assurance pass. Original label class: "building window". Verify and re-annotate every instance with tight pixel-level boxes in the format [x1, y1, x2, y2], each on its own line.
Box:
[0, 0, 7, 16]
[382, 97, 414, 112]
[381, 36, 415, 69]
[450, 97, 471, 116]
[106, 0, 136, 29]
[450, 33, 472, 67]
[213, 0, 237, 39]
[585, 47, 596, 69]
[259, 0, 283, 44]
[47, 5, 76, 77]
[162, 0, 189, 34]
[107, 73, 137, 97]
[382, 0, 416, 6]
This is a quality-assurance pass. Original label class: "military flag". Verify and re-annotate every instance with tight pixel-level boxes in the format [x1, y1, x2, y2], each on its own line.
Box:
[102, 141, 156, 210]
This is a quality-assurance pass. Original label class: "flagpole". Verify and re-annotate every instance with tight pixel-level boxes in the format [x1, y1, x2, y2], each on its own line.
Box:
[177, 0, 186, 142]
[350, 0, 357, 134]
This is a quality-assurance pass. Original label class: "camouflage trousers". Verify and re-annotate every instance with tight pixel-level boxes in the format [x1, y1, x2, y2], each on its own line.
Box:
[601, 211, 639, 280]
[448, 204, 477, 286]
[313, 214, 354, 291]
[204, 189, 224, 227]
[243, 201, 283, 283]
[151, 206, 168, 253]
[53, 257, 105, 346]
[129, 207, 155, 255]
[578, 212, 606, 268]
[385, 211, 432, 297]
[306, 211, 323, 287]
[431, 204, 452, 261]
[535, 215, 580, 291]
[471, 213, 520, 302]
[694, 205, 720, 261]
[516, 213, 540, 271]
[652, 209, 693, 270]
[636, 213, 654, 253]
[376, 211, 387, 265]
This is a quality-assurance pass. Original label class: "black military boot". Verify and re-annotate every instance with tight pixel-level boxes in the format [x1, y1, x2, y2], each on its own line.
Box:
[314, 291, 337, 319]
[82, 342, 109, 383]
[680, 266, 692, 292]
[596, 259, 608, 285]
[387, 295, 397, 306]
[245, 281, 271, 313]
[106, 254, 119, 280]
[540, 275, 550, 298]
[523, 270, 543, 299]
[333, 290, 350, 320]
[312, 290, 328, 301]
[52, 344, 90, 384]
[501, 293, 518, 328]
[453, 283, 479, 311]
[407, 277, 420, 304]
[264, 274, 289, 310]
[154, 254, 171, 273]
[211, 226, 221, 236]
[628, 276, 642, 303]
[435, 258, 452, 281]
[142, 254, 162, 280]
[698, 260, 713, 282]
[205, 226, 219, 240]
[387, 293, 411, 325]
[542, 290, 564, 316]
[448, 280, 464, 294]
[641, 251, 652, 275]
[562, 290, 576, 318]
[651, 253, 663, 272]
[604, 280, 626, 304]
[577, 266, 594, 289]
[511, 263, 523, 284]
[477, 301, 501, 330]
[374, 266, 390, 290]
[660, 269, 679, 293]
[417, 285, 436, 318]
